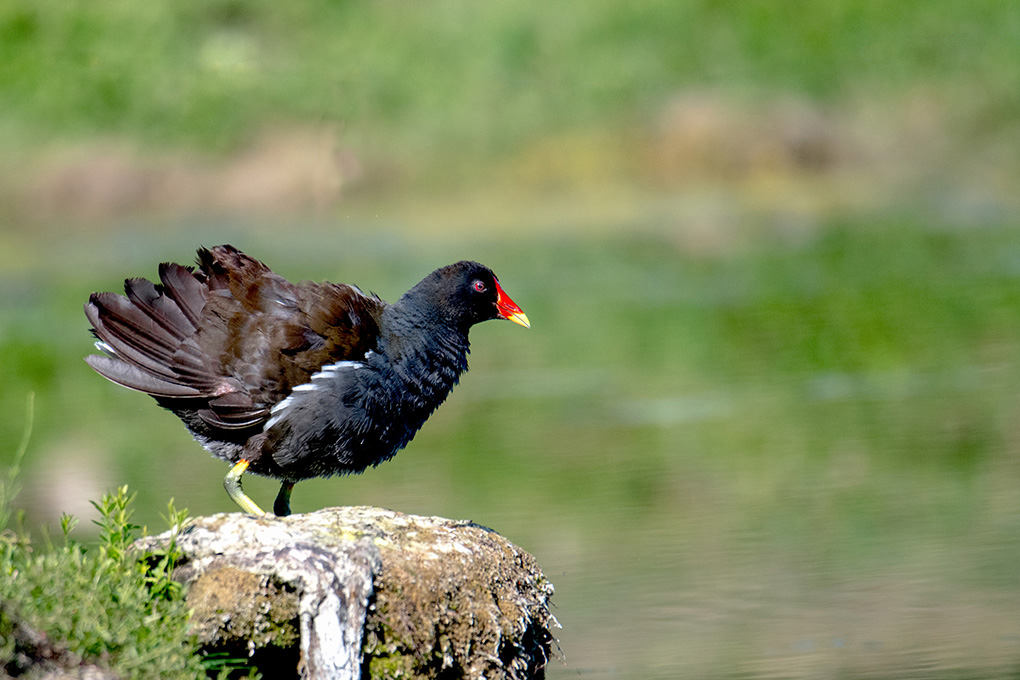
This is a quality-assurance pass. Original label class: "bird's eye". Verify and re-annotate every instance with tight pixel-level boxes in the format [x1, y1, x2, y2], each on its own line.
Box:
[471, 280, 486, 293]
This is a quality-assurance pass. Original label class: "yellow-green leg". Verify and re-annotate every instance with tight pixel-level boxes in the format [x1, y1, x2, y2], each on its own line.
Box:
[274, 481, 295, 517]
[223, 460, 266, 516]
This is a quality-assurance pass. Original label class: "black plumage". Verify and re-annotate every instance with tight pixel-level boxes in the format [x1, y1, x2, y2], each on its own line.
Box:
[84, 245, 529, 515]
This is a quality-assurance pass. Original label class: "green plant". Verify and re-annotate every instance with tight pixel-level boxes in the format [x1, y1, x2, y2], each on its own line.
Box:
[0, 393, 32, 534]
[0, 394, 209, 679]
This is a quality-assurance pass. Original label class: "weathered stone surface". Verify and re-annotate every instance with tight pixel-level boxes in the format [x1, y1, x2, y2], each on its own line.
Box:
[135, 506, 557, 680]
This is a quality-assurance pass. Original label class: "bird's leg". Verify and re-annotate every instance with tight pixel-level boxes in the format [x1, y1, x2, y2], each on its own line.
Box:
[274, 481, 295, 517]
[223, 459, 266, 516]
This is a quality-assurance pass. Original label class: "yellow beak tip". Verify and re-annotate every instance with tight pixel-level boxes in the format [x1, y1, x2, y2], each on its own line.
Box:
[508, 312, 531, 329]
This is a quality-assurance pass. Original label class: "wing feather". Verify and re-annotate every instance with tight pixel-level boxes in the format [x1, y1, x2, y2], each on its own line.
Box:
[85, 245, 387, 436]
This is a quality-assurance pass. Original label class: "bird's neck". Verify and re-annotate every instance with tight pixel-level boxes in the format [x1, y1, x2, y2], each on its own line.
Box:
[379, 305, 471, 400]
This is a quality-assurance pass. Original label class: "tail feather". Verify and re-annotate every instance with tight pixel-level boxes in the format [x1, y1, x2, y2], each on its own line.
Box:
[172, 337, 212, 376]
[84, 354, 201, 398]
[85, 298, 180, 382]
[158, 262, 208, 328]
[85, 263, 229, 399]
[84, 246, 292, 434]
[163, 342, 224, 390]
[124, 277, 193, 340]
[90, 292, 180, 363]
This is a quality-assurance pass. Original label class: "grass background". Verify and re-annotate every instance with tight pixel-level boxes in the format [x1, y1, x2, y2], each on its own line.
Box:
[3, 1, 1020, 678]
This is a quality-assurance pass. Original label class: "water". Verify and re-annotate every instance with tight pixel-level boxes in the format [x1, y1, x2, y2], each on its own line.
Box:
[4, 222, 1020, 678]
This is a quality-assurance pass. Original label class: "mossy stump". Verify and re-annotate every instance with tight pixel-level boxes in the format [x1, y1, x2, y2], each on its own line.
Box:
[135, 506, 556, 680]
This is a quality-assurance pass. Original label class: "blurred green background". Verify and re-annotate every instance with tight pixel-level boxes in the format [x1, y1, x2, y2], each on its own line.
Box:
[3, 1, 1020, 677]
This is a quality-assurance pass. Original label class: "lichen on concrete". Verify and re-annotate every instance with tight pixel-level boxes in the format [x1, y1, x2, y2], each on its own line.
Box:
[359, 513, 556, 680]
[135, 506, 556, 680]
[185, 566, 300, 650]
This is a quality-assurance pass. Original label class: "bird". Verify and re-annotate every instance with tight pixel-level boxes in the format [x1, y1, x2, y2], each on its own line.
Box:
[84, 245, 529, 516]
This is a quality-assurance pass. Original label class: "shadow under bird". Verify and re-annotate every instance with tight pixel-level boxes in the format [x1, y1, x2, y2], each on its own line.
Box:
[84, 245, 530, 516]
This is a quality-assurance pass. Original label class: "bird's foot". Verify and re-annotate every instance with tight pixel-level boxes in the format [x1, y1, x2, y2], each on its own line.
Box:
[224, 459, 266, 516]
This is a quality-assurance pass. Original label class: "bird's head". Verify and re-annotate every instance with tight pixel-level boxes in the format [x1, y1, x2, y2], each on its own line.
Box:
[408, 261, 530, 332]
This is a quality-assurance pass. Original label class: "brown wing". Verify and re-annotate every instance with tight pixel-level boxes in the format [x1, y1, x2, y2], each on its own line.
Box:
[85, 245, 385, 432]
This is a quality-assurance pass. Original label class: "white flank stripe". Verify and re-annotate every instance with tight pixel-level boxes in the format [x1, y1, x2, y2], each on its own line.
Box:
[264, 360, 366, 432]
[270, 395, 296, 415]
[309, 360, 363, 382]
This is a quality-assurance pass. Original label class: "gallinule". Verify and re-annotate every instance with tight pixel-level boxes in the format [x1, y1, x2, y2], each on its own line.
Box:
[84, 245, 529, 516]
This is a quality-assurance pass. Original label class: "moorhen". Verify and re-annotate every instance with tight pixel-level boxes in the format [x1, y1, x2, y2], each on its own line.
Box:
[84, 245, 529, 516]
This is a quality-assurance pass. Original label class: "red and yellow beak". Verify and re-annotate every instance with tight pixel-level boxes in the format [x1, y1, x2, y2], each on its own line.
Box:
[494, 280, 530, 328]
